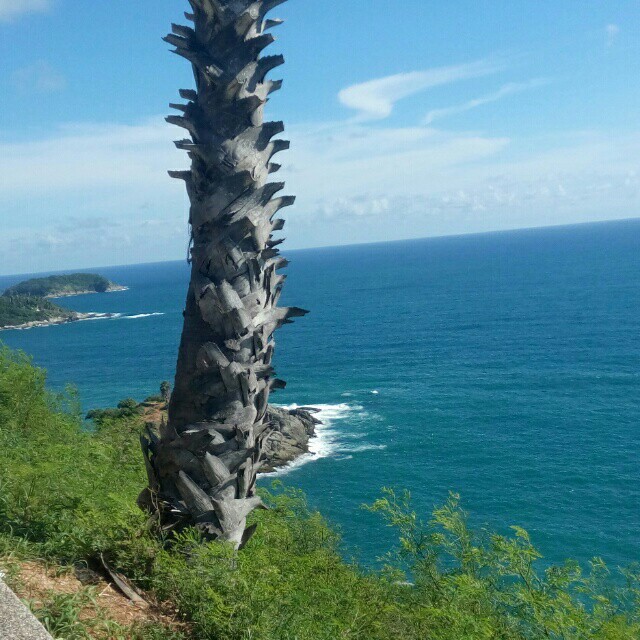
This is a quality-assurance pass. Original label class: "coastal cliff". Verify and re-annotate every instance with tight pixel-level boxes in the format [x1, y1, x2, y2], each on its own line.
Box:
[1, 346, 639, 639]
[0, 273, 125, 330]
[0, 296, 117, 331]
[0, 296, 116, 331]
[134, 398, 320, 472]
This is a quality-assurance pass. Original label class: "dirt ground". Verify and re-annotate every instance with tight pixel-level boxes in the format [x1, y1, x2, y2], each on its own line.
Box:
[10, 560, 183, 635]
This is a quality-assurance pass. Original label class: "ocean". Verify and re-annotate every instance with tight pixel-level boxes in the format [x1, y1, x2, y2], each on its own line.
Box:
[1, 219, 639, 568]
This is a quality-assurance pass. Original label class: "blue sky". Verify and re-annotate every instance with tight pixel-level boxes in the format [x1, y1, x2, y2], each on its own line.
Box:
[0, 0, 638, 274]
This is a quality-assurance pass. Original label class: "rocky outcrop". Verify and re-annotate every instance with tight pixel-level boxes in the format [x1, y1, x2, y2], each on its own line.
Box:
[0, 312, 117, 332]
[46, 285, 128, 299]
[261, 406, 321, 472]
[138, 401, 321, 474]
[0, 579, 52, 640]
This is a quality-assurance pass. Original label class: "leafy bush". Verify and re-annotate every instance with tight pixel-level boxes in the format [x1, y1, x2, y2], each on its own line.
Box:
[366, 489, 640, 639]
[86, 397, 143, 425]
[0, 344, 638, 639]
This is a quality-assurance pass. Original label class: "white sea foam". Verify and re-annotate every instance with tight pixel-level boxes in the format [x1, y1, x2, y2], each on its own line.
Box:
[77, 313, 122, 322]
[342, 444, 387, 453]
[121, 313, 165, 320]
[266, 403, 364, 476]
[264, 402, 389, 476]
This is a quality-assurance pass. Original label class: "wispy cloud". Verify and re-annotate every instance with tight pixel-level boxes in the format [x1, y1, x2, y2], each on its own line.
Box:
[0, 116, 191, 273]
[338, 59, 503, 121]
[2, 215, 187, 275]
[292, 121, 637, 242]
[277, 122, 640, 249]
[11, 61, 67, 94]
[423, 78, 549, 125]
[0, 0, 52, 22]
[0, 118, 180, 195]
[606, 24, 620, 47]
[1, 115, 639, 273]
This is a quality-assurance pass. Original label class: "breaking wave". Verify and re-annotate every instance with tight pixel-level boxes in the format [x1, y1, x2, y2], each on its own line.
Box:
[121, 313, 165, 320]
[77, 313, 122, 322]
[341, 443, 387, 453]
[266, 402, 383, 476]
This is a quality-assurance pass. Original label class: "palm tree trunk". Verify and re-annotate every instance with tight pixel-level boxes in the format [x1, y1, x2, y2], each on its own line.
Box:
[139, 0, 306, 549]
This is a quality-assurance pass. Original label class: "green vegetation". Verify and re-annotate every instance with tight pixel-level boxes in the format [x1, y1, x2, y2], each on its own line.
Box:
[2, 273, 122, 298]
[160, 381, 172, 404]
[85, 397, 143, 425]
[0, 295, 73, 328]
[0, 344, 639, 639]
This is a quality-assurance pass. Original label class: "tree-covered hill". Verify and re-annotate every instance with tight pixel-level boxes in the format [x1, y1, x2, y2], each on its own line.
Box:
[0, 296, 73, 329]
[2, 273, 124, 298]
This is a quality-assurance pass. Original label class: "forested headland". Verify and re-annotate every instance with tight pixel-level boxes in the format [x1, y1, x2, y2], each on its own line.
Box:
[2, 273, 125, 298]
[0, 296, 73, 329]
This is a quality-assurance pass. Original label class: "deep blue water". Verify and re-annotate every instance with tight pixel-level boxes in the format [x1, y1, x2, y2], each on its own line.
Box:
[1, 219, 639, 568]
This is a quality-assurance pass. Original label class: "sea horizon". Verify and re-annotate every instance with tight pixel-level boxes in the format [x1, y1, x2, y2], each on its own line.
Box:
[1, 217, 638, 569]
[2, 216, 639, 280]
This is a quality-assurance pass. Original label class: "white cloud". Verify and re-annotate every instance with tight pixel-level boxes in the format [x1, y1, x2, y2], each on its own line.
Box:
[606, 24, 620, 46]
[0, 117, 190, 273]
[2, 216, 188, 275]
[0, 118, 180, 195]
[423, 78, 549, 125]
[11, 61, 67, 94]
[0, 0, 52, 22]
[0, 113, 639, 274]
[338, 59, 503, 121]
[277, 123, 640, 248]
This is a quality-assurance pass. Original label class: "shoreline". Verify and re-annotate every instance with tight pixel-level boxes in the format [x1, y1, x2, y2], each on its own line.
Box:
[260, 406, 322, 472]
[0, 312, 117, 332]
[137, 401, 322, 473]
[46, 286, 128, 299]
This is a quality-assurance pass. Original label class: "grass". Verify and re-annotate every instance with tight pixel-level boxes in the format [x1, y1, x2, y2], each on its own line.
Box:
[0, 344, 639, 639]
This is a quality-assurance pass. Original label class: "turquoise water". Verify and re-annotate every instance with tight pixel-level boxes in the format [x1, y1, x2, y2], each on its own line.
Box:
[1, 219, 639, 568]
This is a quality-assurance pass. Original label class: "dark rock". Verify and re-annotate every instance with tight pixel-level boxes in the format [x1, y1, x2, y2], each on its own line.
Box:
[136, 401, 320, 474]
[0, 579, 52, 640]
[74, 566, 102, 586]
[261, 406, 320, 472]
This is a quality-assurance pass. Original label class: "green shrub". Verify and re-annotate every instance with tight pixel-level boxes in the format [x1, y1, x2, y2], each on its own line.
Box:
[86, 397, 143, 425]
[1, 344, 638, 639]
[366, 488, 640, 639]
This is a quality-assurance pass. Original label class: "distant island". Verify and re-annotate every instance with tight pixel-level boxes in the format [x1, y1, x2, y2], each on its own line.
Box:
[2, 273, 126, 299]
[0, 273, 124, 330]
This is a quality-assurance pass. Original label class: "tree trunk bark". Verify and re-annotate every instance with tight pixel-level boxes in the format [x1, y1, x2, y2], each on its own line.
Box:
[139, 0, 305, 549]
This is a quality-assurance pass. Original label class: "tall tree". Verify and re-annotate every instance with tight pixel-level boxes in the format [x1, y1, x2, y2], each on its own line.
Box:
[139, 0, 305, 549]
